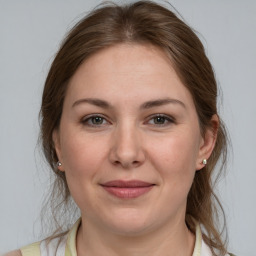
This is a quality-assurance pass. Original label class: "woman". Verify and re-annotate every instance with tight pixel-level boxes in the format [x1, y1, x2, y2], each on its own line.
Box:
[6, 1, 234, 255]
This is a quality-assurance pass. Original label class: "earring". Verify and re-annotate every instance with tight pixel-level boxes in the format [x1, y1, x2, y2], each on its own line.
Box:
[57, 161, 62, 167]
[202, 159, 207, 165]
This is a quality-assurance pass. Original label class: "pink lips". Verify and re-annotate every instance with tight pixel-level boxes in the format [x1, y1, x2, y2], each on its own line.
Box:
[101, 180, 154, 199]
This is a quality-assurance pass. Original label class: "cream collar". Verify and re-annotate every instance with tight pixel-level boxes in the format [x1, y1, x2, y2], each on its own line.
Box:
[65, 218, 212, 256]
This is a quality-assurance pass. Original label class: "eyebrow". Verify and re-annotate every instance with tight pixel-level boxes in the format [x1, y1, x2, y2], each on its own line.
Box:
[72, 97, 186, 109]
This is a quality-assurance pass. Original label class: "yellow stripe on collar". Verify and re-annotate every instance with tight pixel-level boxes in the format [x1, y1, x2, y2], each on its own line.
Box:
[192, 223, 202, 256]
[20, 242, 41, 256]
[65, 218, 81, 256]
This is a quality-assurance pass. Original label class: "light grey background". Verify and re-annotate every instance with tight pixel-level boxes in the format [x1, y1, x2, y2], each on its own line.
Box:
[0, 0, 255, 255]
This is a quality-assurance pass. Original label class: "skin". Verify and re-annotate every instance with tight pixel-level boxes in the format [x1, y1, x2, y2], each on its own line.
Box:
[4, 251, 21, 256]
[53, 43, 218, 256]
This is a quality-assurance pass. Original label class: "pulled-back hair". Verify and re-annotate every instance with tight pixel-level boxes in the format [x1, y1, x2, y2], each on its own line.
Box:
[40, 1, 228, 255]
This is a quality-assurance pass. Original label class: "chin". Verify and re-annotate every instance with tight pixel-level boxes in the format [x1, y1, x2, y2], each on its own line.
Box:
[102, 209, 156, 236]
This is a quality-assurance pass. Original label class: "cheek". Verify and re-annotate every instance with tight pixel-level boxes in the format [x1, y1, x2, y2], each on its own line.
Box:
[60, 129, 108, 180]
[149, 131, 200, 186]
[59, 130, 110, 211]
[143, 131, 201, 218]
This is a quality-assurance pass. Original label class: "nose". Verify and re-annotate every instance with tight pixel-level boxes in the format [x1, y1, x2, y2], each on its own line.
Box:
[109, 123, 146, 169]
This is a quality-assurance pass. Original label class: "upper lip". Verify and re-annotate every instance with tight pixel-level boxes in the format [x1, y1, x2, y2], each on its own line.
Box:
[101, 180, 154, 188]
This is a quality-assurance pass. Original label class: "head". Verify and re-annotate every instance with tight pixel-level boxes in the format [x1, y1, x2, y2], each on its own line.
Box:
[40, 1, 228, 255]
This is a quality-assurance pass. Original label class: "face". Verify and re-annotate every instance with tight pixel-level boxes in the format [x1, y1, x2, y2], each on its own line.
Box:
[54, 43, 215, 235]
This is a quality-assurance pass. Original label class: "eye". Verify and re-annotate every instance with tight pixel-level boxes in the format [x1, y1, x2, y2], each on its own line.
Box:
[147, 114, 174, 126]
[81, 115, 109, 127]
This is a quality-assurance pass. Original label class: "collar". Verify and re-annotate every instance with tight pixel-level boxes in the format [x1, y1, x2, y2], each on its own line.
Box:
[65, 218, 210, 256]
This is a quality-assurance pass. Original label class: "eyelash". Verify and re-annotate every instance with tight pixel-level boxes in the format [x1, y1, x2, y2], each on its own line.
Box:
[81, 114, 175, 128]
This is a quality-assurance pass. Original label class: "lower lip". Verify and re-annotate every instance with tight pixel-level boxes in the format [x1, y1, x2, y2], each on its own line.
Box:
[102, 186, 154, 199]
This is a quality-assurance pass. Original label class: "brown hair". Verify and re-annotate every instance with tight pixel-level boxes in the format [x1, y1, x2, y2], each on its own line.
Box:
[40, 1, 229, 255]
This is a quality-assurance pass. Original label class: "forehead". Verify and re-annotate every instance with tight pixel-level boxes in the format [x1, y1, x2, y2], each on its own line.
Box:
[65, 43, 194, 109]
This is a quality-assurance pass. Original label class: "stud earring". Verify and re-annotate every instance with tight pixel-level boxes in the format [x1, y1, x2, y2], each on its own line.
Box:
[202, 159, 207, 165]
[57, 161, 62, 167]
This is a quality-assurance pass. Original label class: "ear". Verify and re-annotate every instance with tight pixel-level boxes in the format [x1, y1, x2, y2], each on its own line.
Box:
[52, 129, 65, 172]
[196, 114, 219, 170]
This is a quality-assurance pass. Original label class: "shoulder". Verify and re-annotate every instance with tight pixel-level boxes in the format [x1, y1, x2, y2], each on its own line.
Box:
[3, 241, 40, 256]
[3, 250, 22, 256]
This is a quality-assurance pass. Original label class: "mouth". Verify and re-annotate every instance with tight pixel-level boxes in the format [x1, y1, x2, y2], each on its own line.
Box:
[100, 180, 155, 199]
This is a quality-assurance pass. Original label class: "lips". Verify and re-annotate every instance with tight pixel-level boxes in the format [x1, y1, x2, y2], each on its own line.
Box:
[101, 180, 155, 199]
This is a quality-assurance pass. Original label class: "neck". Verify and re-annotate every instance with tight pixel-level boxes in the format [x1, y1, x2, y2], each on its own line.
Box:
[76, 216, 195, 256]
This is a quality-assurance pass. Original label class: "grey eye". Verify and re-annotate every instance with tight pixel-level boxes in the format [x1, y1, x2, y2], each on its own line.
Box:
[82, 115, 108, 127]
[153, 116, 167, 124]
[147, 114, 174, 127]
[91, 116, 104, 125]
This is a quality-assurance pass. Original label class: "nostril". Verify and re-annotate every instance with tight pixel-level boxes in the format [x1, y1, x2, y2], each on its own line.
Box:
[114, 160, 120, 165]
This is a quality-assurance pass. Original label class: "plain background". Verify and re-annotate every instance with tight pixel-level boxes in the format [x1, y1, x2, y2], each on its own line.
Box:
[0, 0, 255, 255]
